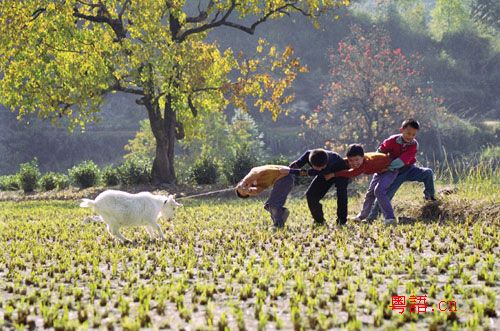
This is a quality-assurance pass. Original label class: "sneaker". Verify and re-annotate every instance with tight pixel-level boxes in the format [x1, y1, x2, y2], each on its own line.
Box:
[265, 205, 277, 225]
[274, 208, 289, 229]
[352, 214, 364, 222]
[384, 218, 396, 225]
[313, 219, 326, 227]
[424, 196, 437, 202]
[281, 208, 290, 225]
[398, 216, 416, 224]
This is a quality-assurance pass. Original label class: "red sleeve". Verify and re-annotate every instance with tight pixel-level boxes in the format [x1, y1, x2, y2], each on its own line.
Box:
[399, 143, 417, 165]
[334, 166, 364, 178]
[378, 137, 392, 154]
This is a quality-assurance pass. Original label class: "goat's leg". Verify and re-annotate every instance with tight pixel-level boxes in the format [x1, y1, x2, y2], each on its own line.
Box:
[84, 215, 103, 223]
[105, 223, 115, 240]
[145, 225, 157, 240]
[92, 215, 103, 222]
[151, 222, 165, 240]
[108, 224, 131, 244]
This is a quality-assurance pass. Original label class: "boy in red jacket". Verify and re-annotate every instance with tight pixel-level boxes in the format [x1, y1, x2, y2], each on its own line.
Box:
[366, 119, 436, 222]
[325, 144, 404, 225]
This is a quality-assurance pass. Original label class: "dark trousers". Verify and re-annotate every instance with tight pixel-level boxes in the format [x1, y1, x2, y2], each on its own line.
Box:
[306, 175, 349, 225]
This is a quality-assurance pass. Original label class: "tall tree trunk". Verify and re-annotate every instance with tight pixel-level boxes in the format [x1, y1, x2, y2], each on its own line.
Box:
[146, 96, 176, 185]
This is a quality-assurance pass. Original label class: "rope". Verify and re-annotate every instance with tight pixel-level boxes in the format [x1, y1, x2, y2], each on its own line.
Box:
[176, 187, 235, 200]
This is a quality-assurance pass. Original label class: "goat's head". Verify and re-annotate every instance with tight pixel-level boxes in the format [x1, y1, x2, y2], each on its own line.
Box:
[160, 194, 182, 219]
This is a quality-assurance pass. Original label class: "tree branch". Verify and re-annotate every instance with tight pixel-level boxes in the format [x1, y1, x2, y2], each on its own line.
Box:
[75, 0, 101, 9]
[111, 81, 145, 95]
[175, 121, 185, 140]
[31, 8, 46, 21]
[42, 42, 87, 54]
[176, 1, 308, 42]
[187, 95, 198, 117]
[72, 2, 127, 41]
[185, 0, 214, 23]
[174, 0, 236, 42]
[118, 0, 131, 19]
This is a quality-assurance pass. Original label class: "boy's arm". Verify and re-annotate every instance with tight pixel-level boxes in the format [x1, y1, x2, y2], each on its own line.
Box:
[289, 150, 310, 169]
[377, 137, 392, 154]
[332, 167, 364, 178]
[288, 168, 320, 176]
[389, 142, 418, 170]
[237, 171, 257, 189]
[247, 186, 265, 196]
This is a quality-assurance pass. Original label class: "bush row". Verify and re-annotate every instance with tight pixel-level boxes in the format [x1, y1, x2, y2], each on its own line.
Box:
[0, 151, 291, 193]
[189, 150, 290, 186]
[0, 158, 152, 193]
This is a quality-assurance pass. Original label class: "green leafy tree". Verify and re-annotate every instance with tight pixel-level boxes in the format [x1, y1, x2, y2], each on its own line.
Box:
[125, 109, 268, 173]
[368, 0, 427, 32]
[227, 109, 268, 161]
[0, 0, 349, 184]
[471, 0, 500, 31]
[124, 119, 156, 161]
[429, 0, 471, 40]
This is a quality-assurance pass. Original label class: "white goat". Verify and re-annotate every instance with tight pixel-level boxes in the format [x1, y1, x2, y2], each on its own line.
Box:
[80, 190, 182, 243]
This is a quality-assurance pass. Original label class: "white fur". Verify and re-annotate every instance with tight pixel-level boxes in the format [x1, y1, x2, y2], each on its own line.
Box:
[80, 190, 182, 243]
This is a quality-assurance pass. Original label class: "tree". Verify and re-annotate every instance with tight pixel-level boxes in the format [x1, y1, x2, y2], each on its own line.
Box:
[125, 109, 268, 171]
[0, 1, 349, 185]
[471, 0, 500, 31]
[305, 24, 445, 151]
[429, 0, 471, 40]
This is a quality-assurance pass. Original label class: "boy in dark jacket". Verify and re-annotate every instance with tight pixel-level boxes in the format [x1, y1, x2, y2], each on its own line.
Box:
[289, 148, 350, 226]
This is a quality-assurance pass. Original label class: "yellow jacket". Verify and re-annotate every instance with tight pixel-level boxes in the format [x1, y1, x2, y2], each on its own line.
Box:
[236, 165, 290, 196]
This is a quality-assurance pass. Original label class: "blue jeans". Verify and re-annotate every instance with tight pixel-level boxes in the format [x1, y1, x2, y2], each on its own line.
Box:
[359, 171, 398, 220]
[264, 174, 294, 226]
[367, 165, 435, 220]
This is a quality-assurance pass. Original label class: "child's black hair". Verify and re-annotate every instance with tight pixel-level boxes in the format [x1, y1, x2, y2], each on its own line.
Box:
[236, 190, 250, 199]
[309, 149, 328, 167]
[402, 118, 420, 130]
[346, 144, 364, 157]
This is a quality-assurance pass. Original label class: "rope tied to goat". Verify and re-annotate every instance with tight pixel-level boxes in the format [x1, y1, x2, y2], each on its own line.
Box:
[176, 187, 235, 200]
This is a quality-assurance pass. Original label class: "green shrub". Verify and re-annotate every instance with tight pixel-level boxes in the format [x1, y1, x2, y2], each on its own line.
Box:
[56, 174, 70, 190]
[18, 159, 40, 193]
[191, 157, 219, 185]
[224, 146, 258, 184]
[102, 166, 120, 186]
[39, 172, 59, 191]
[39, 172, 69, 191]
[0, 175, 20, 191]
[117, 158, 151, 185]
[480, 146, 500, 166]
[69, 161, 100, 189]
[174, 159, 193, 185]
[267, 154, 290, 166]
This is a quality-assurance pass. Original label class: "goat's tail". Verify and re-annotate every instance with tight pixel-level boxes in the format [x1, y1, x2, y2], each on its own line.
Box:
[79, 198, 95, 208]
